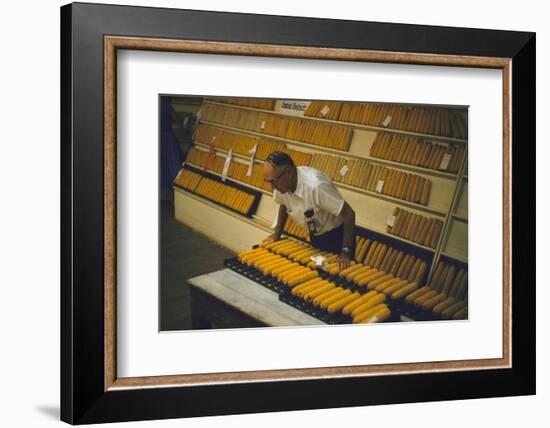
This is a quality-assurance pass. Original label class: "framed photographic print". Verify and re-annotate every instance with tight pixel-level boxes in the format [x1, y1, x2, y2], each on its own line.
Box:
[61, 2, 535, 424]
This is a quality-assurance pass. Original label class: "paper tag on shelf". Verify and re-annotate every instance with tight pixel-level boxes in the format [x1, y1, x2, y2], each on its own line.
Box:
[202, 145, 216, 171]
[260, 120, 266, 130]
[175, 169, 183, 181]
[375, 180, 385, 193]
[211, 136, 216, 143]
[320, 105, 330, 117]
[439, 153, 452, 170]
[339, 165, 349, 176]
[310, 255, 327, 268]
[386, 215, 396, 227]
[382, 115, 392, 127]
[249, 143, 258, 156]
[246, 143, 258, 177]
[221, 149, 232, 182]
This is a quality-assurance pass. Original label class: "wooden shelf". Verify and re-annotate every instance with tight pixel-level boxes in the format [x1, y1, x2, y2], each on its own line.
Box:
[173, 186, 272, 233]
[368, 226, 436, 253]
[200, 119, 459, 180]
[336, 181, 447, 217]
[193, 141, 447, 217]
[452, 213, 468, 223]
[176, 169, 439, 253]
[184, 160, 271, 196]
[204, 100, 468, 144]
[441, 250, 467, 264]
[194, 141, 263, 165]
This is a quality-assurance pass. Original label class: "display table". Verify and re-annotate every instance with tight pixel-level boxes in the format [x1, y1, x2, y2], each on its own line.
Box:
[187, 268, 324, 329]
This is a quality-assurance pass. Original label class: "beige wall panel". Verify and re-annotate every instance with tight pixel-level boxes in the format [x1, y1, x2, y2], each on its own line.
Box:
[455, 180, 468, 218]
[174, 189, 269, 253]
[348, 129, 377, 157]
[443, 219, 468, 263]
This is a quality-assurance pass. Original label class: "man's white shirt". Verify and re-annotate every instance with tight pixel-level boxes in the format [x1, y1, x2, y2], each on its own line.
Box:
[273, 166, 345, 235]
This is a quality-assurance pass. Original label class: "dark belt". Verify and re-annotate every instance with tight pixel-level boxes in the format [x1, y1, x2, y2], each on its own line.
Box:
[309, 223, 345, 255]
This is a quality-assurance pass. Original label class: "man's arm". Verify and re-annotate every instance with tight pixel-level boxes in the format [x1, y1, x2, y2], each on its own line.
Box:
[340, 202, 356, 252]
[274, 204, 288, 239]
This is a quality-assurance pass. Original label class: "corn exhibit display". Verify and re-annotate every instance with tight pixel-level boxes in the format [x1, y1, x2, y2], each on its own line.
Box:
[222, 231, 462, 324]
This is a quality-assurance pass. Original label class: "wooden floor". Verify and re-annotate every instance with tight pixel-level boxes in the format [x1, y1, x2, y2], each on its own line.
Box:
[160, 200, 235, 331]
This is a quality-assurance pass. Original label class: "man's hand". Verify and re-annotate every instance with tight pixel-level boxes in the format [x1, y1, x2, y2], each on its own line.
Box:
[336, 253, 351, 270]
[262, 233, 281, 244]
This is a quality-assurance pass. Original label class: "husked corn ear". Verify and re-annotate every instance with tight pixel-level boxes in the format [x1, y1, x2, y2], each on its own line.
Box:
[303, 283, 336, 300]
[377, 278, 406, 294]
[421, 293, 447, 311]
[277, 266, 310, 284]
[358, 271, 386, 288]
[291, 278, 325, 296]
[358, 305, 391, 324]
[441, 301, 467, 319]
[352, 303, 387, 324]
[412, 290, 439, 306]
[339, 263, 364, 278]
[270, 262, 301, 277]
[368, 274, 394, 289]
[327, 292, 361, 314]
[293, 280, 327, 298]
[347, 266, 373, 282]
[342, 291, 378, 315]
[351, 293, 386, 318]
[318, 289, 351, 309]
[405, 286, 431, 303]
[313, 288, 345, 307]
[390, 282, 418, 300]
[287, 270, 319, 287]
[261, 259, 290, 274]
[452, 307, 468, 320]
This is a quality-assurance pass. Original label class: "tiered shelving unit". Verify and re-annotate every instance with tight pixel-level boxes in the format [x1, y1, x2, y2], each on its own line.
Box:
[174, 98, 468, 283]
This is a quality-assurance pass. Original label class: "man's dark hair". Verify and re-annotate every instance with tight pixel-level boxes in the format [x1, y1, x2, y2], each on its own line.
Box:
[266, 151, 295, 168]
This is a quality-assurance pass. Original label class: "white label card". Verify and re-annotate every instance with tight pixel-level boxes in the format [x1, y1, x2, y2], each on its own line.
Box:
[339, 165, 349, 176]
[382, 115, 392, 127]
[386, 215, 396, 227]
[260, 120, 266, 130]
[221, 149, 232, 181]
[320, 105, 330, 117]
[310, 255, 326, 268]
[440, 153, 452, 170]
[376, 180, 385, 193]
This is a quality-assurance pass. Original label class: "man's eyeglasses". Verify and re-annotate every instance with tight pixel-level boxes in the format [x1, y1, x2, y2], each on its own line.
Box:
[264, 166, 288, 187]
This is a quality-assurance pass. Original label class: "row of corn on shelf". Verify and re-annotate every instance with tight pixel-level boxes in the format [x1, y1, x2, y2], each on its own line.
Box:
[370, 133, 466, 173]
[174, 168, 257, 215]
[304, 101, 467, 139]
[208, 97, 276, 111]
[201, 103, 353, 151]
[188, 142, 433, 206]
[186, 147, 272, 191]
[404, 259, 468, 320]
[208, 98, 467, 139]
[194, 125, 312, 165]
[386, 207, 443, 249]
[308, 153, 432, 205]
